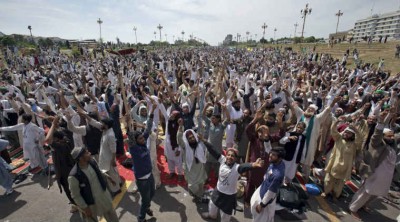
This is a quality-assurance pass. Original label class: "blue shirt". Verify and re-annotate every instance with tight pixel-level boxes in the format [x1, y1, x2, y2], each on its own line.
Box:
[259, 161, 285, 198]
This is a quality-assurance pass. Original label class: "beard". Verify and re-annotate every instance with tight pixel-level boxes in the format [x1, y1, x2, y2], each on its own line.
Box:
[266, 121, 275, 127]
[304, 112, 314, 118]
[233, 106, 241, 111]
[358, 92, 364, 97]
[189, 141, 198, 149]
[384, 138, 395, 146]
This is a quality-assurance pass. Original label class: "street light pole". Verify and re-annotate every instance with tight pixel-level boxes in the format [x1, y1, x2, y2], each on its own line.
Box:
[246, 31, 250, 42]
[97, 18, 103, 43]
[133, 26, 137, 44]
[262, 22, 268, 40]
[157, 24, 163, 41]
[274, 28, 277, 42]
[335, 10, 343, 34]
[300, 3, 312, 38]
[181, 31, 185, 41]
[294, 23, 298, 38]
[154, 31, 157, 40]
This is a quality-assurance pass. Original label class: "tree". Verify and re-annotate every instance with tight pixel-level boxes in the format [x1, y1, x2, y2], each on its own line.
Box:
[66, 40, 71, 49]
[0, 36, 16, 46]
[45, 38, 54, 47]
[304, 36, 316, 43]
[260, 38, 268, 44]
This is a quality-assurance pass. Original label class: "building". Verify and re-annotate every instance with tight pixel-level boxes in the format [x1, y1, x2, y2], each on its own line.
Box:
[223, 34, 233, 45]
[352, 10, 400, 42]
[67, 39, 98, 48]
[329, 30, 352, 42]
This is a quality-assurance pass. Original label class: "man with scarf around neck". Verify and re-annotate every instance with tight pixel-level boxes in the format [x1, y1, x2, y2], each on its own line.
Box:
[177, 118, 208, 203]
[164, 110, 184, 181]
[291, 96, 341, 182]
[350, 110, 397, 220]
[127, 101, 157, 222]
[199, 135, 265, 222]
[250, 147, 285, 222]
[243, 108, 284, 206]
[322, 121, 362, 201]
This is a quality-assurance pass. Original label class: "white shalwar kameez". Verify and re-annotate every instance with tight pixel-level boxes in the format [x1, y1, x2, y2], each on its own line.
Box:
[0, 123, 47, 169]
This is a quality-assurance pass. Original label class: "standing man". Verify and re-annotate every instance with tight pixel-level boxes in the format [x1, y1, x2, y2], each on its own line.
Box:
[78, 111, 121, 196]
[127, 101, 157, 222]
[177, 119, 208, 202]
[250, 147, 286, 222]
[0, 114, 47, 172]
[68, 147, 119, 222]
[322, 121, 361, 200]
[350, 110, 397, 220]
[46, 116, 76, 212]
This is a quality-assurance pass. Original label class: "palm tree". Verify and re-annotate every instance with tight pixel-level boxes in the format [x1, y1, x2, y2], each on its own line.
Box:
[27, 25, 33, 42]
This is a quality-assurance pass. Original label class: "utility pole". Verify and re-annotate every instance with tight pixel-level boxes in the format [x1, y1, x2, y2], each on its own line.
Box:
[300, 3, 312, 38]
[181, 31, 185, 41]
[262, 22, 268, 40]
[294, 23, 298, 38]
[133, 26, 137, 44]
[97, 18, 103, 43]
[273, 28, 277, 42]
[335, 10, 343, 34]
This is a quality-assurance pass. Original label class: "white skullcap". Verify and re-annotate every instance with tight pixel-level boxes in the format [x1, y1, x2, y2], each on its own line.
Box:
[308, 104, 318, 111]
[344, 127, 356, 134]
[383, 128, 393, 134]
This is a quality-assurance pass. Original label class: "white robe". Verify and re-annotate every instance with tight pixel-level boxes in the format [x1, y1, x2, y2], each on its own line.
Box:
[0, 123, 47, 169]
[294, 106, 332, 167]
[226, 103, 243, 147]
[250, 186, 277, 222]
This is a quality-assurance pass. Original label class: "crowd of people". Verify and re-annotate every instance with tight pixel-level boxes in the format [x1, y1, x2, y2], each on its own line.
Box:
[0, 44, 399, 222]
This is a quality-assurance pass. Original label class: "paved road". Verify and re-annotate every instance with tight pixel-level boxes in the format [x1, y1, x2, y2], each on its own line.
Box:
[1, 173, 399, 222]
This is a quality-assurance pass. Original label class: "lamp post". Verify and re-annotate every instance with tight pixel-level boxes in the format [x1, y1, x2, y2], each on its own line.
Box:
[262, 23, 268, 40]
[300, 3, 312, 38]
[154, 31, 157, 40]
[274, 28, 277, 42]
[133, 26, 137, 44]
[246, 31, 250, 42]
[97, 18, 103, 43]
[294, 23, 298, 38]
[181, 31, 185, 41]
[335, 10, 343, 34]
[27, 25, 33, 43]
[157, 24, 163, 41]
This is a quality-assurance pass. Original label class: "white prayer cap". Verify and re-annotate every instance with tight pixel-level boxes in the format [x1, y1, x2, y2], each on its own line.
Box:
[357, 86, 364, 90]
[27, 98, 36, 104]
[308, 104, 318, 112]
[344, 127, 356, 134]
[182, 102, 190, 108]
[383, 128, 393, 134]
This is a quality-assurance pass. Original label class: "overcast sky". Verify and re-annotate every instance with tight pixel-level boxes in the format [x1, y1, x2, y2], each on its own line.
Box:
[0, 0, 399, 45]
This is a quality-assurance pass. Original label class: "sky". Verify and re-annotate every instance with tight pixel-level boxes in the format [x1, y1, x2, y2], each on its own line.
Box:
[0, 0, 399, 45]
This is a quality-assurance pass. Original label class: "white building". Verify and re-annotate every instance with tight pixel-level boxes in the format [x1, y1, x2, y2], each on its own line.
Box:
[352, 10, 400, 41]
